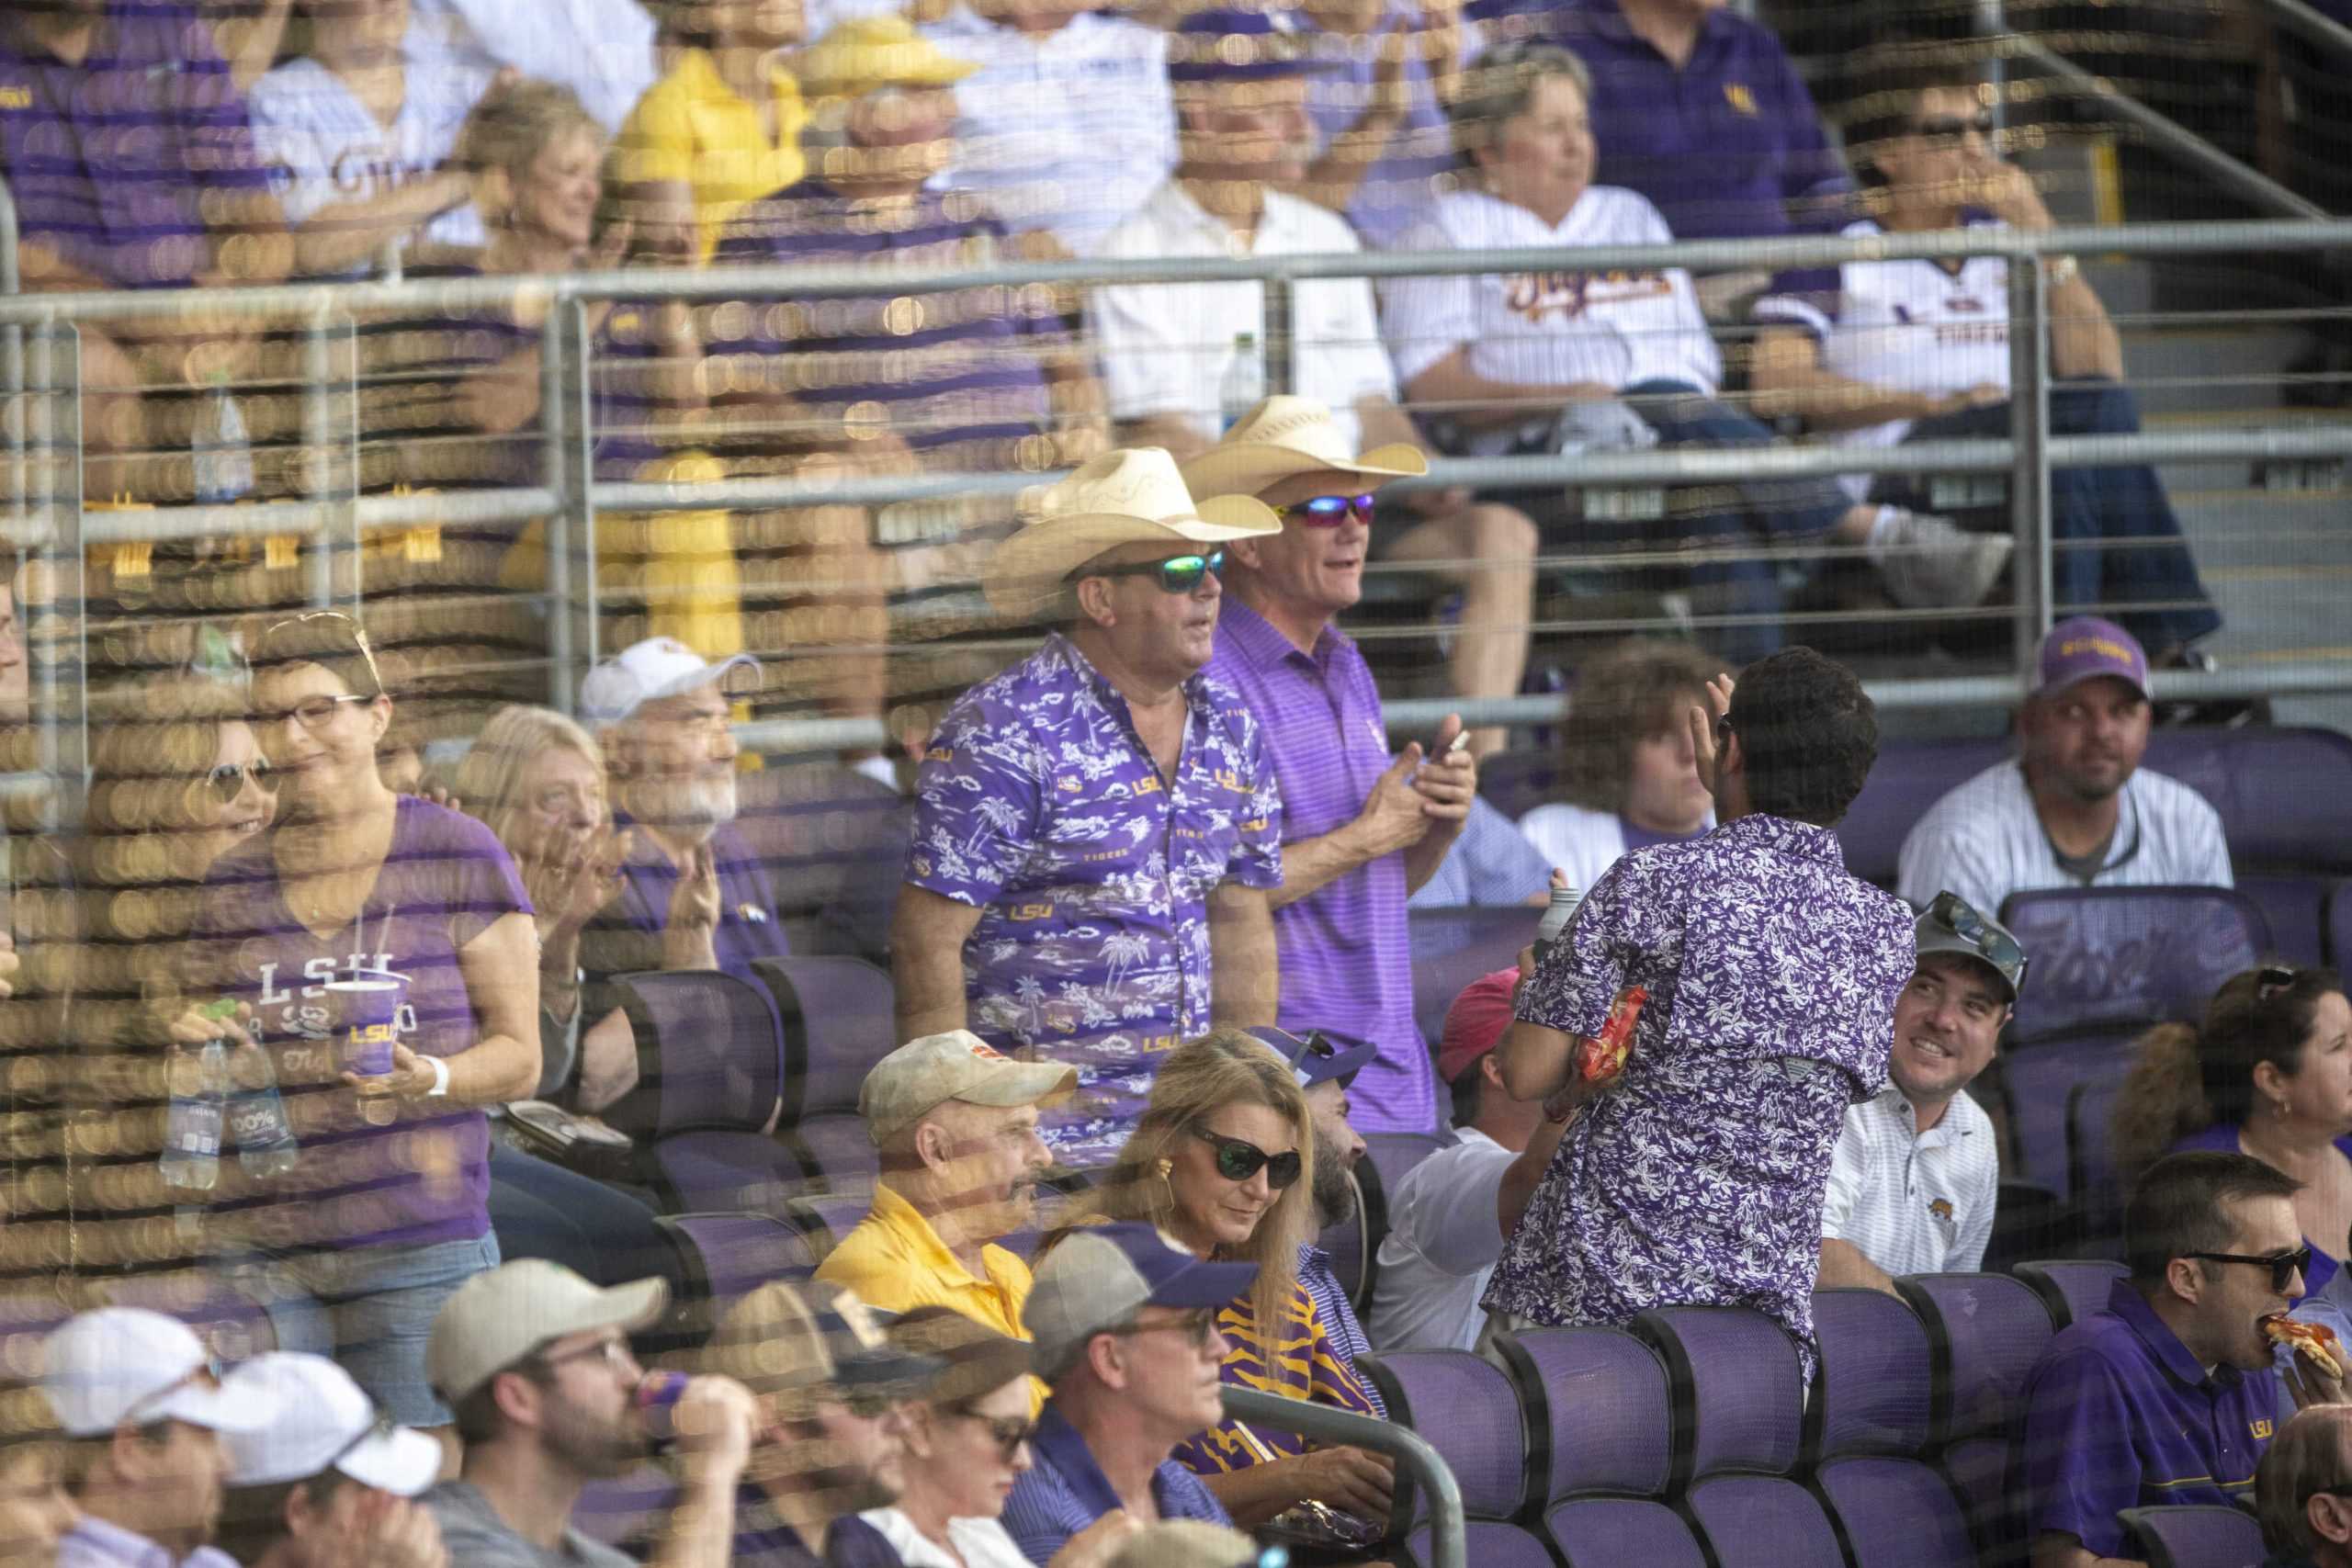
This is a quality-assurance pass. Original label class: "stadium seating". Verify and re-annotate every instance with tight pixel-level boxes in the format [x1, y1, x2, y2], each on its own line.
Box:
[1355, 1349, 1554, 1568]
[572, 1464, 680, 1551]
[782, 1189, 876, 1264]
[1363, 1130, 1455, 1203]
[1897, 1272, 2057, 1564]
[2333, 880, 2352, 978]
[606, 968, 806, 1214]
[753, 954, 896, 1193]
[2065, 1075, 2129, 1257]
[2015, 1258, 2131, 1329]
[652, 1211, 820, 1341]
[2118, 1503, 2268, 1568]
[1407, 906, 1540, 1046]
[1836, 738, 2010, 887]
[1804, 1289, 1975, 1568]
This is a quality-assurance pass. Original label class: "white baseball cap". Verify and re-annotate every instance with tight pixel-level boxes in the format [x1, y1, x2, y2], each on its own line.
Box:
[426, 1260, 669, 1406]
[40, 1308, 280, 1438]
[578, 637, 760, 729]
[219, 1353, 441, 1495]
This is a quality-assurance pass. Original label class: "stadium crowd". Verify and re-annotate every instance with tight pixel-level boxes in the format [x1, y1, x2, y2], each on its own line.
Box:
[2, 0, 2346, 1565]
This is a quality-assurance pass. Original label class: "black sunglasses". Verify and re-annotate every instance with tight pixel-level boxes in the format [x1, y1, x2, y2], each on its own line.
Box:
[1103, 1306, 1223, 1352]
[205, 758, 275, 802]
[956, 1409, 1037, 1459]
[1281, 494, 1375, 527]
[2186, 1246, 2313, 1292]
[1910, 112, 1995, 141]
[1928, 891, 2029, 990]
[1189, 1125, 1302, 1189]
[1091, 550, 1226, 594]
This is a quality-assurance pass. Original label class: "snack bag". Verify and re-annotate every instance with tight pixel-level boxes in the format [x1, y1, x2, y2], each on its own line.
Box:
[1574, 986, 1647, 1086]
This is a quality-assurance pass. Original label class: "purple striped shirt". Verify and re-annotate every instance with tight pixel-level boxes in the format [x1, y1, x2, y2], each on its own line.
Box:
[1206, 601, 1437, 1133]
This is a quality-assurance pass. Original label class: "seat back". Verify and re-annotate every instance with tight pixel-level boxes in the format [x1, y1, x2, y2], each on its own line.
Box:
[2118, 1504, 2268, 1568]
[1357, 1350, 1533, 1529]
[654, 1212, 821, 1341]
[607, 969, 786, 1141]
[2142, 727, 2352, 872]
[1408, 907, 1541, 1046]
[1815, 1458, 1978, 1568]
[1363, 1131, 1454, 1205]
[2000, 887, 2270, 1047]
[1805, 1289, 1932, 1466]
[1543, 1498, 1710, 1568]
[2066, 1074, 2128, 1253]
[1633, 1306, 1806, 1486]
[2333, 881, 2352, 978]
[647, 1129, 811, 1215]
[1990, 1032, 2141, 1197]
[753, 954, 895, 1191]
[2015, 1259, 2129, 1330]
[1897, 1273, 2056, 1566]
[1498, 1325, 1676, 1506]
[2239, 873, 2330, 966]
[783, 1190, 876, 1264]
[1838, 739, 2011, 886]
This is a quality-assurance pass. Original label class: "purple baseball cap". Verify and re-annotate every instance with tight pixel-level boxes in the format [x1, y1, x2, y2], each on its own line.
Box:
[1025, 1224, 1259, 1376]
[2034, 615, 2150, 701]
[1246, 1025, 1377, 1090]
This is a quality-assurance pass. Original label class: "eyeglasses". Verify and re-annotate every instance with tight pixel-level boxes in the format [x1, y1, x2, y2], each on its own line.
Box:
[1279, 494, 1375, 527]
[255, 610, 386, 695]
[1104, 1307, 1223, 1353]
[956, 1409, 1037, 1459]
[1926, 891, 2030, 991]
[1189, 1124, 1303, 1189]
[205, 759, 275, 803]
[252, 694, 371, 732]
[1088, 550, 1226, 594]
[1909, 112, 1995, 141]
[2185, 1246, 2313, 1292]
[535, 1335, 640, 1378]
[2257, 964, 2301, 1001]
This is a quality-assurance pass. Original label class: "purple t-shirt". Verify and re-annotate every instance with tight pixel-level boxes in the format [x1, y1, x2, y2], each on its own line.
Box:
[1618, 815, 1708, 853]
[193, 797, 530, 1249]
[1206, 600, 1434, 1134]
[1482, 814, 1914, 1379]
[0, 3, 272, 289]
[584, 817, 789, 989]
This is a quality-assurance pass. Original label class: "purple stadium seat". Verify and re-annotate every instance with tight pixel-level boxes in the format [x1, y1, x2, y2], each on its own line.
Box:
[1317, 1168, 1378, 1312]
[1476, 749, 1558, 826]
[1408, 906, 1541, 1048]
[1539, 1498, 1709, 1568]
[2119, 1504, 2267, 1568]
[1993, 1032, 2138, 1198]
[1983, 1179, 2079, 1274]
[2067, 1075, 2128, 1257]
[1806, 1290, 1973, 1568]
[1498, 1327, 1705, 1566]
[648, 1133, 810, 1218]
[606, 968, 806, 1212]
[2142, 727, 2352, 872]
[1837, 738, 2010, 888]
[2333, 882, 2352, 978]
[654, 1212, 820, 1340]
[572, 1463, 679, 1548]
[2239, 874, 2329, 966]
[2015, 1259, 2129, 1330]
[752, 955, 895, 1193]
[1356, 1349, 1533, 1529]
[783, 1190, 876, 1264]
[1363, 1131, 1455, 1206]
[1899, 1273, 2056, 1567]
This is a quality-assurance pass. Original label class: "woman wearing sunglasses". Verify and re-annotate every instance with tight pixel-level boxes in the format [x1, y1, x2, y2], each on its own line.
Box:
[2117, 966, 2352, 1298]
[1052, 1032, 1390, 1533]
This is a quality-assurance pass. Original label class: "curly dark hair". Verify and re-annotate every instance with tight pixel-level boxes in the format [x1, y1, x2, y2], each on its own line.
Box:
[1552, 638, 1729, 816]
[1723, 647, 1878, 827]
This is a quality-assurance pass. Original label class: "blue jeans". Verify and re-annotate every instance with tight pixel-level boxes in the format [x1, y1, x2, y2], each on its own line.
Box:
[1874, 378, 2222, 655]
[229, 1231, 500, 1427]
[486, 1145, 671, 1292]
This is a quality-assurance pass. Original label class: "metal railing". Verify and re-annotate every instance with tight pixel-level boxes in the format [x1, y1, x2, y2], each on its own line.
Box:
[1225, 1386, 1465, 1568]
[5, 216, 2352, 767]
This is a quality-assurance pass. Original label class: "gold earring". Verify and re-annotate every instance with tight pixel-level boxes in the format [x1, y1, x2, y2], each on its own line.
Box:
[1154, 1157, 1173, 1186]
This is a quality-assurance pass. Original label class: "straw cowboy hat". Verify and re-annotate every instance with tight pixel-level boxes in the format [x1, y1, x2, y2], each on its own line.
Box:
[797, 15, 978, 100]
[1178, 394, 1429, 501]
[982, 447, 1280, 616]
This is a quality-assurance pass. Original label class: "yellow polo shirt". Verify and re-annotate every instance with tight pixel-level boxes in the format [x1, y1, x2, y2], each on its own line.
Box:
[615, 48, 807, 260]
[816, 1183, 1035, 1340]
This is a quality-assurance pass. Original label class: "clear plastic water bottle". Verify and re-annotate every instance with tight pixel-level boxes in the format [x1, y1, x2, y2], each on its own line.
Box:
[192, 373, 254, 504]
[1219, 331, 1264, 432]
[159, 1042, 228, 1191]
[228, 1046, 300, 1179]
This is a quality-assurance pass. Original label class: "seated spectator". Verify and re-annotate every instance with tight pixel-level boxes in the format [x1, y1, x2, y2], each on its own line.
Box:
[863, 1307, 1139, 1568]
[1383, 43, 2005, 659]
[1750, 56, 2222, 661]
[0, 1378, 73, 1568]
[814, 1031, 1074, 1339]
[40, 1308, 283, 1568]
[1260, 1025, 1382, 1397]
[215, 1352, 445, 1567]
[404, 0, 654, 135]
[1059, 1032, 1392, 1531]
[1404, 795, 1553, 909]
[2019, 1151, 2338, 1568]
[1366, 967, 1567, 1351]
[1004, 1224, 1254, 1558]
[424, 1260, 760, 1568]
[1896, 616, 2233, 914]
[2258, 1404, 2352, 1568]
[707, 1280, 941, 1566]
[2116, 967, 2352, 1293]
[1818, 892, 2023, 1292]
[616, 0, 808, 261]
[1095, 35, 1540, 741]
[922, 0, 1174, 257]
[1518, 637, 1724, 893]
[248, 0, 487, 279]
[1464, 0, 1851, 251]
[894, 451, 1284, 1166]
[1296, 0, 1464, 247]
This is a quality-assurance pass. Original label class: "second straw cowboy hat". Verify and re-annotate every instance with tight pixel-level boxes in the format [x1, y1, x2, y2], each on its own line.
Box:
[982, 447, 1281, 616]
[797, 15, 978, 99]
[1178, 395, 1428, 501]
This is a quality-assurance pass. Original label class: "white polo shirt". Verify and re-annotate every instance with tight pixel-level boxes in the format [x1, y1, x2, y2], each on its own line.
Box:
[1363, 1127, 1514, 1353]
[1894, 759, 2234, 916]
[1090, 180, 1402, 448]
[403, 0, 655, 135]
[925, 7, 1175, 258]
[1382, 186, 1721, 454]
[1822, 1083, 2000, 1278]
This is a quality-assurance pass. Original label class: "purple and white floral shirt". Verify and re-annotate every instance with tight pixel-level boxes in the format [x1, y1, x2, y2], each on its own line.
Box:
[905, 632, 1283, 1165]
[1481, 813, 1915, 1378]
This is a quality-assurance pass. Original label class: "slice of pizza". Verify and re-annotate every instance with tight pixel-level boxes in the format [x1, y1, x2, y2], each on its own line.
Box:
[2263, 1314, 2346, 1379]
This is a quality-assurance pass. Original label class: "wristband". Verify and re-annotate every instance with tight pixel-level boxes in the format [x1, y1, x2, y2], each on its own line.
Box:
[2046, 254, 2079, 287]
[424, 1055, 451, 1099]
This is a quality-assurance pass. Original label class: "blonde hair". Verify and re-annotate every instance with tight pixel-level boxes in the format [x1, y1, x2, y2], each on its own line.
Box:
[459, 78, 606, 191]
[1069, 1030, 1315, 1337]
[450, 704, 606, 855]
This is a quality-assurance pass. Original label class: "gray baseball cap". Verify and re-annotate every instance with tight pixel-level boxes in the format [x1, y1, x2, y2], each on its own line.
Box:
[858, 1031, 1076, 1146]
[1026, 1223, 1257, 1380]
[1916, 890, 2028, 1001]
[426, 1260, 669, 1405]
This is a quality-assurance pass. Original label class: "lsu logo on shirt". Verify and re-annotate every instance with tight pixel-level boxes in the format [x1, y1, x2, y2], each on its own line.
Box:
[1009, 901, 1056, 920]
[2252, 1418, 2276, 1440]
[1724, 83, 1758, 116]
[1928, 1198, 1955, 1222]
[1503, 268, 1672, 325]
[1057, 775, 1083, 793]
[0, 85, 30, 109]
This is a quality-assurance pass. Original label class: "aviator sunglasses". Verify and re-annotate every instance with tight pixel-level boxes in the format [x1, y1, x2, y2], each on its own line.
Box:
[1280, 494, 1376, 527]
[1091, 549, 1227, 594]
[1189, 1125, 1303, 1189]
[205, 758, 275, 802]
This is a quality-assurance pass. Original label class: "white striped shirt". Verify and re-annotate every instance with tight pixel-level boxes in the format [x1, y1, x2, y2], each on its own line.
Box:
[1894, 759, 2234, 915]
[1821, 1083, 1999, 1278]
[403, 0, 655, 135]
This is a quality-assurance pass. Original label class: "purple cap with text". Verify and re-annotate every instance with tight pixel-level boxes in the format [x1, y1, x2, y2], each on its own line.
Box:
[2034, 615, 2150, 701]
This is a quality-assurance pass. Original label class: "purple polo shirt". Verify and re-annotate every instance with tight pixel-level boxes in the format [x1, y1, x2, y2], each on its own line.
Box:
[907, 632, 1284, 1166]
[0, 2, 272, 289]
[582, 816, 790, 990]
[1465, 0, 1849, 241]
[2018, 1277, 2280, 1558]
[1206, 600, 1435, 1134]
[191, 798, 530, 1249]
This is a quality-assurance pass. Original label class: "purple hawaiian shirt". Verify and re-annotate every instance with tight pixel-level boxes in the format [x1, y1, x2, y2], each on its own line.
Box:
[906, 632, 1283, 1165]
[1481, 814, 1914, 1378]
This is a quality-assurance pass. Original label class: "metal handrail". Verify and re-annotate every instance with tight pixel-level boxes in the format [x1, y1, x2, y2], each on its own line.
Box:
[2259, 0, 2352, 62]
[1222, 1386, 1465, 1568]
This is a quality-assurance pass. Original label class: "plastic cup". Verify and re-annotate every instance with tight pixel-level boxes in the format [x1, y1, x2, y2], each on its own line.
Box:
[324, 971, 408, 1079]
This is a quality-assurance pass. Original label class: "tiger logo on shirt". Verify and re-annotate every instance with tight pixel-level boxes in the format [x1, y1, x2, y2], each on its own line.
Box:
[1504, 269, 1675, 325]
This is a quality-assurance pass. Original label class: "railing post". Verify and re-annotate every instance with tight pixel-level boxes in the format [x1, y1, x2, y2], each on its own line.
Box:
[542, 299, 597, 713]
[300, 314, 356, 609]
[2007, 253, 2052, 673]
[1262, 273, 1295, 396]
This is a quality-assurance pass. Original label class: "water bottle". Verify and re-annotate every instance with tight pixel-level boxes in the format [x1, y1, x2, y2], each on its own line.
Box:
[228, 1046, 300, 1179]
[192, 373, 254, 504]
[1532, 877, 1582, 964]
[1219, 332, 1264, 431]
[159, 1042, 227, 1191]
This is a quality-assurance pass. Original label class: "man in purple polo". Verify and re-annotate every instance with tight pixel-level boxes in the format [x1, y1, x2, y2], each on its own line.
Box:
[2020, 1151, 2345, 1568]
[1197, 403, 1476, 1134]
[1487, 648, 1914, 1376]
[895, 449, 1287, 1167]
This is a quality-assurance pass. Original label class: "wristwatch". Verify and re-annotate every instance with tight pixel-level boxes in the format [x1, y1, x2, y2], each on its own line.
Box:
[424, 1055, 451, 1099]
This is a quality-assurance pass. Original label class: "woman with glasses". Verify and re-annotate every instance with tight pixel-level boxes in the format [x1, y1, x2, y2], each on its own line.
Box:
[2116, 966, 2352, 1293]
[1051, 1032, 1390, 1535]
[180, 611, 539, 1442]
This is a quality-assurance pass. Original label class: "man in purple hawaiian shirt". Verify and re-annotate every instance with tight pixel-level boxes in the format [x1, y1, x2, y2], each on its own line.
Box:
[894, 449, 1288, 1167]
[1487, 647, 1915, 1377]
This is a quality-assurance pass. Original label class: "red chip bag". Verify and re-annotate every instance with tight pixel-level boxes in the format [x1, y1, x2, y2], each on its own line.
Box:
[1574, 987, 1647, 1086]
